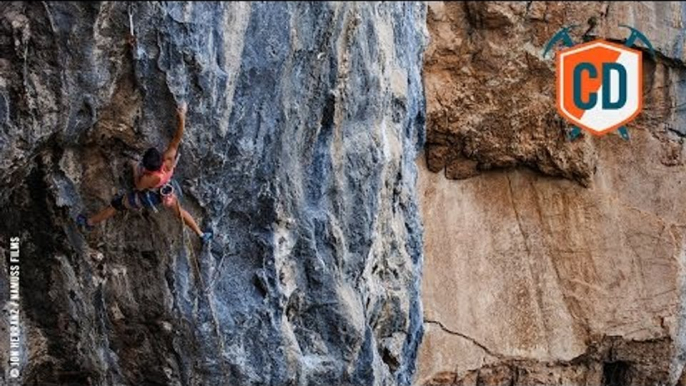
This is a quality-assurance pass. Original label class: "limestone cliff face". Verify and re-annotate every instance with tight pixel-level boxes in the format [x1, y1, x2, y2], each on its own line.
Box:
[0, 2, 427, 385]
[419, 2, 686, 386]
[2, 2, 684, 385]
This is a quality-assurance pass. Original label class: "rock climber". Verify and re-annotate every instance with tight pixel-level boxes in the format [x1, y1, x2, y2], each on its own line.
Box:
[77, 102, 212, 243]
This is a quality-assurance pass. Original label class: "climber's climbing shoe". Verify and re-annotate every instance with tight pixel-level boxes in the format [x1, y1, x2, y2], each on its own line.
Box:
[201, 230, 213, 244]
[76, 214, 94, 231]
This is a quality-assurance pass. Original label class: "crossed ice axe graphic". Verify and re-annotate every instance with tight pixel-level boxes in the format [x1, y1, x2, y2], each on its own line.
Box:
[543, 25, 655, 140]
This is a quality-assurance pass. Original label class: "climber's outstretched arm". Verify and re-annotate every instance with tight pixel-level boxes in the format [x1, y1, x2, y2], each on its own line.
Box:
[164, 102, 187, 163]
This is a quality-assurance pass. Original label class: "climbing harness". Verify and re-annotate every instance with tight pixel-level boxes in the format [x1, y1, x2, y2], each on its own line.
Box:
[143, 191, 159, 213]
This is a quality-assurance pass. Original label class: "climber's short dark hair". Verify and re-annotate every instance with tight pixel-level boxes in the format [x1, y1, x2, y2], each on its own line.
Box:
[142, 147, 162, 171]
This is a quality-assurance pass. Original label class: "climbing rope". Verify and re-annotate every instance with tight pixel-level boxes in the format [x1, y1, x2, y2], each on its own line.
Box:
[176, 197, 205, 290]
[174, 195, 227, 355]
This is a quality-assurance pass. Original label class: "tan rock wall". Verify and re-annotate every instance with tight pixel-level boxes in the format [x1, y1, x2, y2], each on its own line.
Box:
[419, 2, 686, 385]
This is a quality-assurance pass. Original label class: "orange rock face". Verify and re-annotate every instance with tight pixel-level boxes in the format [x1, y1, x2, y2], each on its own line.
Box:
[419, 2, 686, 385]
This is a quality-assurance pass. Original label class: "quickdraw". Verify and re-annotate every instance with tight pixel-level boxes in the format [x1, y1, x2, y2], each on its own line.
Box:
[160, 183, 175, 207]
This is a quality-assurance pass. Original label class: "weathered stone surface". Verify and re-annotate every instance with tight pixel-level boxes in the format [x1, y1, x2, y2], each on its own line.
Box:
[419, 1, 686, 385]
[424, 1, 686, 185]
[0, 2, 427, 385]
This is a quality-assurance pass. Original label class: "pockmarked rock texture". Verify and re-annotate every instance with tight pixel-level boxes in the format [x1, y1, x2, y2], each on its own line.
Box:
[424, 1, 686, 184]
[0, 2, 427, 385]
[419, 2, 686, 386]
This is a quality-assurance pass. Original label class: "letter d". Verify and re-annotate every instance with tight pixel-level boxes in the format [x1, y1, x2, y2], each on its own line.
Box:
[602, 62, 627, 109]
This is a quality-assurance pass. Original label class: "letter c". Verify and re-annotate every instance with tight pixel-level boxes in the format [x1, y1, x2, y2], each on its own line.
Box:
[573, 62, 597, 110]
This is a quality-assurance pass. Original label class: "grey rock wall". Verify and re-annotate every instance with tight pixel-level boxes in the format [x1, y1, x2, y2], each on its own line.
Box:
[0, 2, 427, 385]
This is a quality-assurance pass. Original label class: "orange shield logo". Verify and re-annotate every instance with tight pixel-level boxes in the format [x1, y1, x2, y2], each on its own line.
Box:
[544, 26, 653, 140]
[556, 40, 642, 136]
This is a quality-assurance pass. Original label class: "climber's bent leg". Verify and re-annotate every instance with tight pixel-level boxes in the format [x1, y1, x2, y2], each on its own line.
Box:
[169, 196, 203, 237]
[87, 206, 117, 226]
[84, 191, 139, 228]
[78, 193, 128, 230]
[181, 208, 204, 238]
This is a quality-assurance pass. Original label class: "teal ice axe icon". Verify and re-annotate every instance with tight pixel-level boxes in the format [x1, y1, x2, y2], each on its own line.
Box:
[612, 25, 655, 140]
[543, 25, 578, 58]
[543, 25, 584, 140]
[543, 25, 654, 141]
[619, 25, 655, 57]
